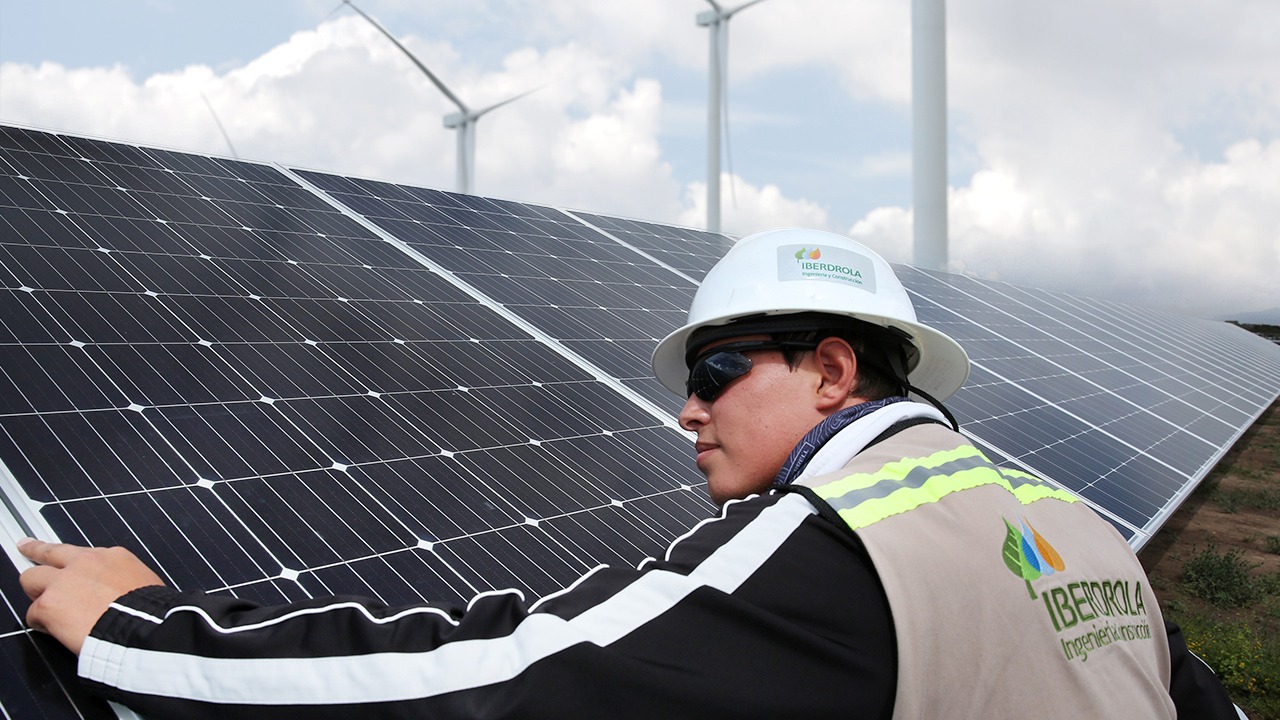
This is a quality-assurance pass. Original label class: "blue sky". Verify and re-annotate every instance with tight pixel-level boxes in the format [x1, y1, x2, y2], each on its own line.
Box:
[1, 0, 1277, 321]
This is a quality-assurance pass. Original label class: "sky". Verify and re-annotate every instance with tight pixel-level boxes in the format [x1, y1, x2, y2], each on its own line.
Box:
[0, 0, 1277, 322]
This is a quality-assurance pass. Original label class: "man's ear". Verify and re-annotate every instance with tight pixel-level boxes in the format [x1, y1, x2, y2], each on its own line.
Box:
[812, 337, 859, 411]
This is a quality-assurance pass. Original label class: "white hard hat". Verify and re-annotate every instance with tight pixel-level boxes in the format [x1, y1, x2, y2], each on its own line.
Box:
[651, 228, 970, 401]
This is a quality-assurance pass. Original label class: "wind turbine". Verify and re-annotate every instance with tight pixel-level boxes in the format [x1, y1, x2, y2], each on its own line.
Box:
[697, 0, 770, 234]
[912, 0, 948, 271]
[344, 1, 534, 195]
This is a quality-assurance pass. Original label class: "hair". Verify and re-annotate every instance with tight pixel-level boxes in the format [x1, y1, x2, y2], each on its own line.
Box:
[774, 327, 907, 401]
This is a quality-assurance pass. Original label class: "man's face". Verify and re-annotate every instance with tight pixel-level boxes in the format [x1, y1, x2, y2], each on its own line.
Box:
[678, 335, 828, 504]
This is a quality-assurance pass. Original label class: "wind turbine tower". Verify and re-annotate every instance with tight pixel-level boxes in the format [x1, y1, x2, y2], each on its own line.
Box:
[912, 0, 948, 270]
[344, 1, 533, 195]
[697, 0, 770, 235]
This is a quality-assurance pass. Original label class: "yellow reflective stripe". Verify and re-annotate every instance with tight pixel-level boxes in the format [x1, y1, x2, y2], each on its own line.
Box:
[813, 444, 984, 502]
[813, 445, 1077, 532]
[833, 465, 1006, 531]
[1008, 483, 1078, 504]
[1001, 468, 1078, 505]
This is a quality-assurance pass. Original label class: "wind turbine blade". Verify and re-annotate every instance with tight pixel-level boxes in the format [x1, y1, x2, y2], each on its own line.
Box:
[343, 0, 469, 113]
[200, 93, 239, 159]
[725, 0, 770, 18]
[323, 1, 347, 21]
[470, 84, 543, 121]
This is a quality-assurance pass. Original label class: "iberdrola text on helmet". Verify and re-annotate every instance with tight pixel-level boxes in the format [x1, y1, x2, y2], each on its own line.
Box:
[777, 245, 878, 292]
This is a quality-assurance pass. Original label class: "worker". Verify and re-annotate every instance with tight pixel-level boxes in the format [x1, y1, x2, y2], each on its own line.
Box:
[19, 228, 1241, 718]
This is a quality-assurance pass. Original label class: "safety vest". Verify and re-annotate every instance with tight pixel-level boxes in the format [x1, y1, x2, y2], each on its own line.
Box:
[797, 423, 1175, 719]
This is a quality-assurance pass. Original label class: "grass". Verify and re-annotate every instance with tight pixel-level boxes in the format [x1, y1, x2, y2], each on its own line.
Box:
[1211, 482, 1280, 514]
[1178, 614, 1279, 704]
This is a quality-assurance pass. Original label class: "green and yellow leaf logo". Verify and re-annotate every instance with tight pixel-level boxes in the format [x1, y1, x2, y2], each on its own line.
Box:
[1001, 517, 1065, 599]
[793, 247, 822, 261]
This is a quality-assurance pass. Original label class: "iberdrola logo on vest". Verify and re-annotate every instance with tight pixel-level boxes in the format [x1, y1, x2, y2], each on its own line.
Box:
[1001, 517, 1154, 663]
[1001, 516, 1065, 599]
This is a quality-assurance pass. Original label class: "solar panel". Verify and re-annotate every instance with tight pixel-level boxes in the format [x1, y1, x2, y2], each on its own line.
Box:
[569, 210, 736, 281]
[290, 169, 718, 416]
[899, 265, 1280, 544]
[2, 123, 1279, 719]
[0, 125, 711, 718]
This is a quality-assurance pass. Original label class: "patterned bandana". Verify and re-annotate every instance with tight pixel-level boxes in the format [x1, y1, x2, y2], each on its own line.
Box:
[772, 396, 909, 487]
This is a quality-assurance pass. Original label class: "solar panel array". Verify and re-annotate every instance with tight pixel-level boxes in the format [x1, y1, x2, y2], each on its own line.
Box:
[900, 266, 1280, 543]
[0, 125, 713, 719]
[1, 123, 1278, 719]
[289, 171, 734, 417]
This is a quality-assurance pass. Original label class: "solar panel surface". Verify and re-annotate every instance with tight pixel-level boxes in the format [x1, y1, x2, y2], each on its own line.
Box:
[900, 265, 1280, 543]
[0, 125, 711, 718]
[293, 170, 716, 416]
[1, 123, 1279, 719]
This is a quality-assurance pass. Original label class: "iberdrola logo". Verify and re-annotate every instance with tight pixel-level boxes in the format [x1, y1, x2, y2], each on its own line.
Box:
[793, 247, 822, 261]
[1001, 517, 1065, 599]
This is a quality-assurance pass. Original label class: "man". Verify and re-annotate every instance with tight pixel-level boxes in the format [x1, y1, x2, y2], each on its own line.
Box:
[20, 229, 1239, 718]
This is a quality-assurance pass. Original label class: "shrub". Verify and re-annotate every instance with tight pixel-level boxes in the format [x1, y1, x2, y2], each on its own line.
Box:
[1261, 488, 1280, 510]
[1214, 489, 1243, 513]
[1266, 535, 1280, 555]
[1182, 545, 1259, 607]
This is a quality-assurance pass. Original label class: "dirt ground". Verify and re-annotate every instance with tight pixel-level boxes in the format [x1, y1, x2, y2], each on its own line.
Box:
[1139, 399, 1280, 617]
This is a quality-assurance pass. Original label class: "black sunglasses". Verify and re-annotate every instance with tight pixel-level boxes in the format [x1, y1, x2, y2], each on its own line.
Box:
[685, 340, 818, 402]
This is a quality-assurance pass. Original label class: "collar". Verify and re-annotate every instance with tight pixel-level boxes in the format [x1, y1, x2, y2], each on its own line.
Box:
[772, 397, 947, 488]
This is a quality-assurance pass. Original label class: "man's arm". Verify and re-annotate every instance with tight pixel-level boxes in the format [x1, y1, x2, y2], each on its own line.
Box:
[15, 494, 896, 719]
[18, 538, 164, 654]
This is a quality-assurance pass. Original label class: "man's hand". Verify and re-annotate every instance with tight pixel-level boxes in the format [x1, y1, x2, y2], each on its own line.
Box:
[18, 539, 164, 655]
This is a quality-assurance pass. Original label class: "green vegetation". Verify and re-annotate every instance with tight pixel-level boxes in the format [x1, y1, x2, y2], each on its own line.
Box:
[1178, 615, 1279, 711]
[1211, 480, 1280, 514]
[1228, 321, 1280, 344]
[1172, 552, 1280, 716]
[1142, 400, 1280, 719]
[1183, 545, 1261, 607]
[1266, 535, 1280, 555]
[1182, 543, 1264, 604]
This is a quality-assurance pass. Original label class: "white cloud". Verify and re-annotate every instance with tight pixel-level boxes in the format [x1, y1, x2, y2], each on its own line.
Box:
[679, 173, 830, 237]
[850, 142, 1280, 319]
[539, 77, 684, 221]
[0, 8, 837, 238]
[833, 0, 1280, 318]
[0, 16, 694, 224]
[848, 206, 913, 264]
